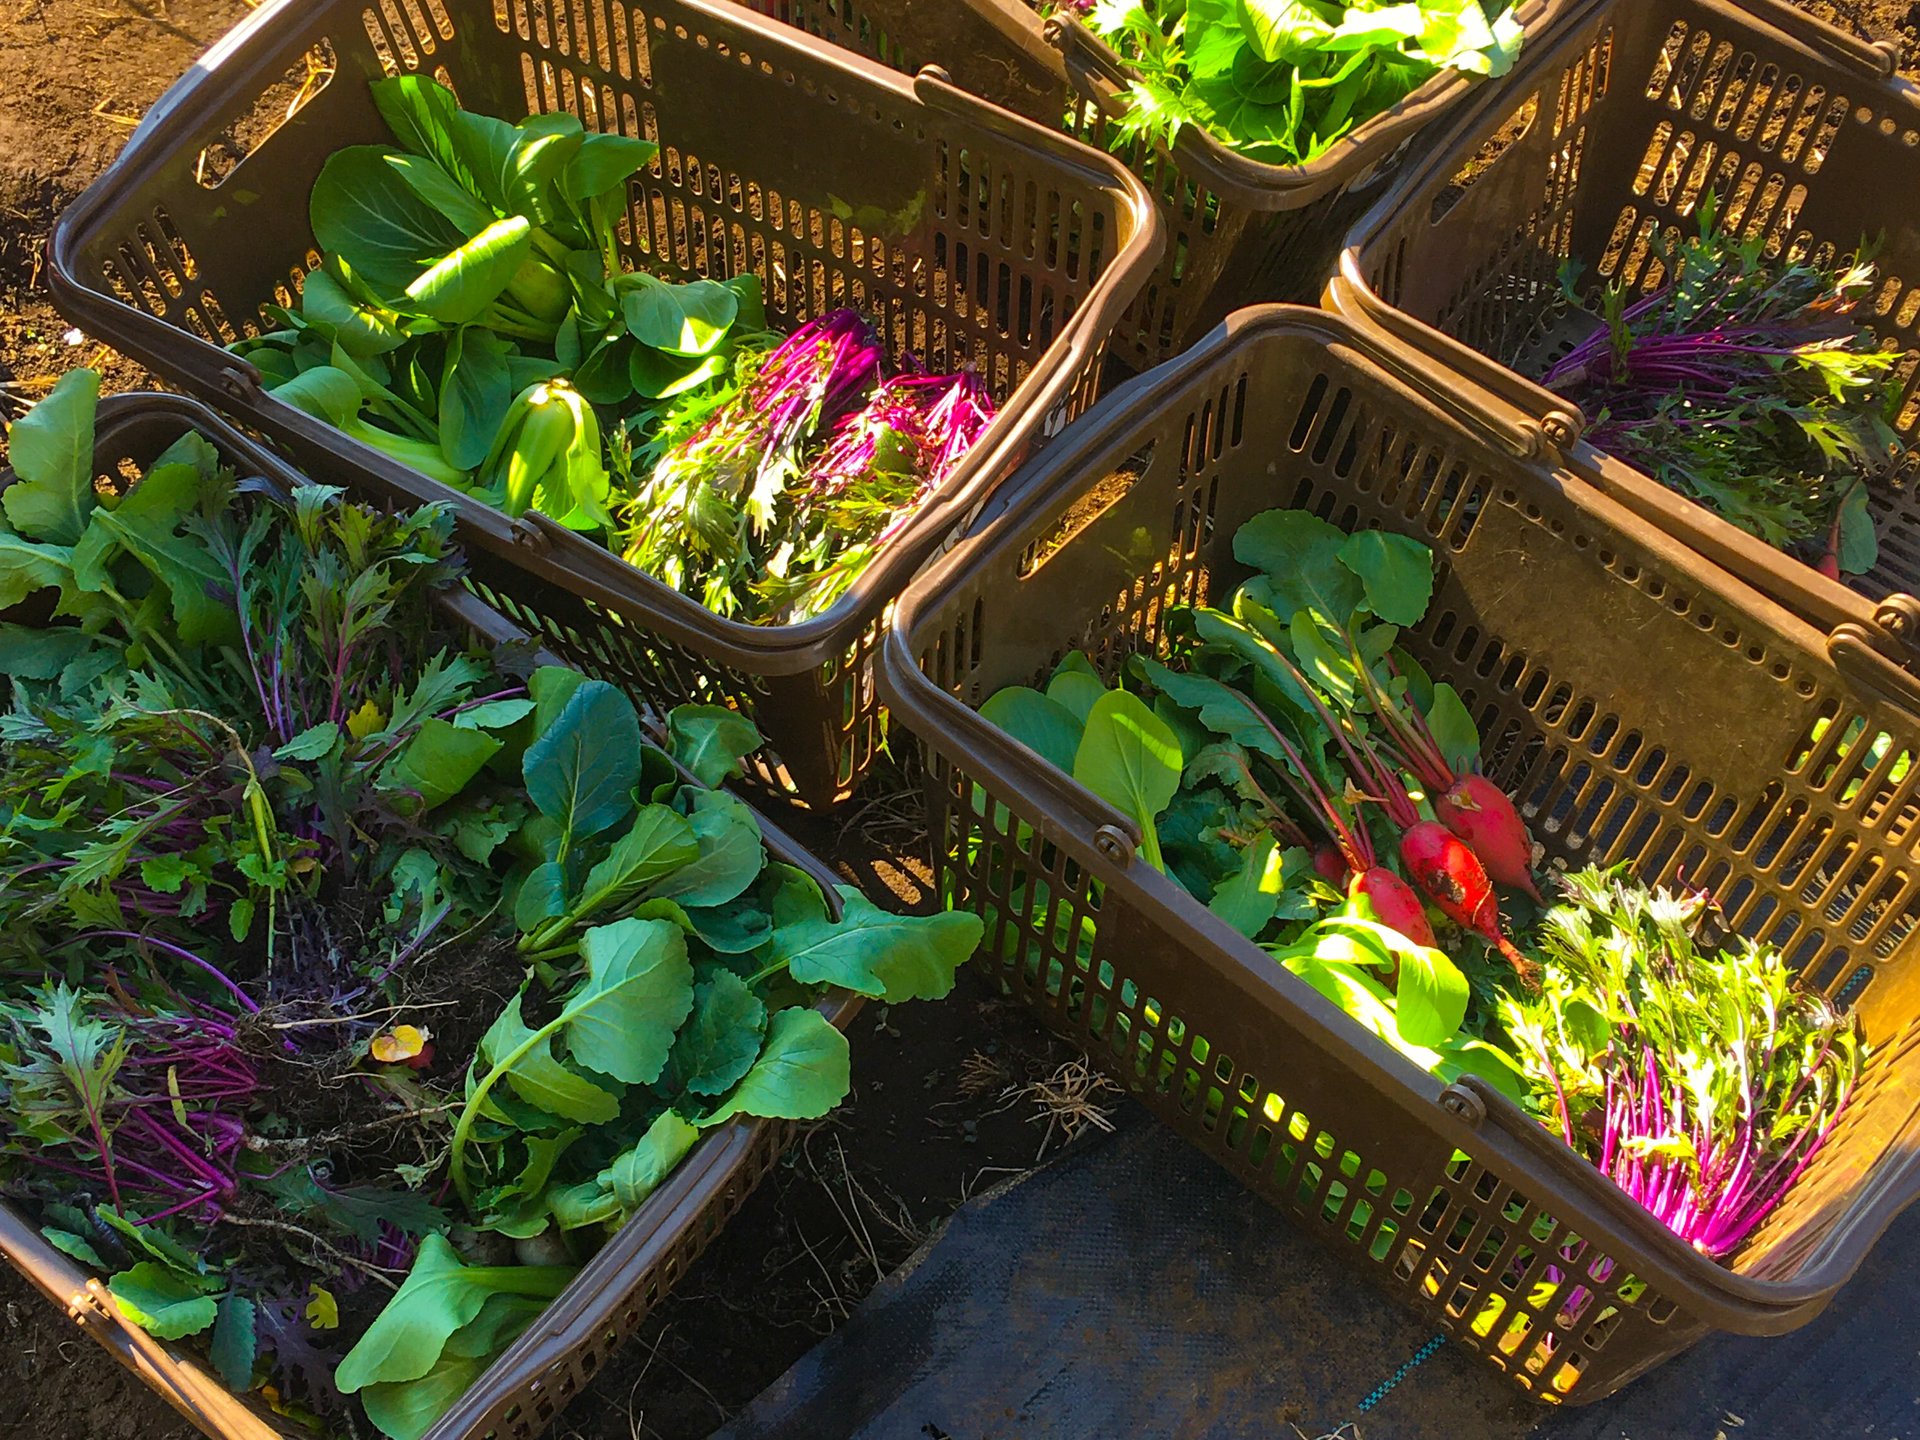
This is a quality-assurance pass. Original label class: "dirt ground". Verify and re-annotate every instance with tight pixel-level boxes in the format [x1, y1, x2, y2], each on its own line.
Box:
[1, 0, 1918, 1438]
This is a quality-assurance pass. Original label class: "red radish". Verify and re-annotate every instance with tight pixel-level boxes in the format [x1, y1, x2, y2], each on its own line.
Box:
[1229, 699, 1440, 952]
[1438, 774, 1544, 902]
[1400, 820, 1539, 987]
[1346, 646, 1547, 902]
[1816, 551, 1842, 581]
[1313, 846, 1351, 887]
[1349, 866, 1437, 948]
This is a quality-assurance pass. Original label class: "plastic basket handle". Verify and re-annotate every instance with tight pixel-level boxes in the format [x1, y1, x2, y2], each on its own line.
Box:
[1713, 0, 1902, 80]
[1322, 274, 1584, 461]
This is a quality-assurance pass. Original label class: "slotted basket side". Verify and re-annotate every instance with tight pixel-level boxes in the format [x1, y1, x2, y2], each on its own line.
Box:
[0, 393, 864, 1440]
[878, 305, 1920, 1405]
[46, 0, 1162, 808]
[1331, 0, 1920, 674]
[745, 0, 1583, 367]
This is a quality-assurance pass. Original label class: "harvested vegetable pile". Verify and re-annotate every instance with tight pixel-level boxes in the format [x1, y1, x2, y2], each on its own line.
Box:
[1541, 198, 1905, 579]
[237, 75, 991, 627]
[1078, 0, 1523, 165]
[980, 506, 1860, 1268]
[0, 372, 981, 1438]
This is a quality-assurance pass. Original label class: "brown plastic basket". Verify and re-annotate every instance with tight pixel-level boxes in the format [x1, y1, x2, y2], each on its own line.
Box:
[740, 0, 1577, 369]
[875, 303, 1920, 1405]
[1331, 0, 1920, 691]
[43, 0, 1163, 812]
[0, 392, 864, 1440]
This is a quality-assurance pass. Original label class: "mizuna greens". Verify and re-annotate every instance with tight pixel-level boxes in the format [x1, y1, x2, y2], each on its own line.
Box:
[1542, 198, 1905, 578]
[241, 75, 994, 626]
[978, 506, 1861, 1266]
[1080, 0, 1523, 165]
[0, 372, 980, 1438]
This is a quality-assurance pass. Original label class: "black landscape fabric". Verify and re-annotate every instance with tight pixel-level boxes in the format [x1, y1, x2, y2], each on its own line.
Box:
[715, 1111, 1920, 1440]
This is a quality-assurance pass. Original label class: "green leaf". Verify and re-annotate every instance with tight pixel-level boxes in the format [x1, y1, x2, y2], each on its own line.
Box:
[477, 995, 620, 1124]
[269, 364, 364, 429]
[109, 1262, 219, 1340]
[274, 722, 341, 762]
[627, 345, 727, 402]
[299, 266, 408, 357]
[382, 150, 497, 235]
[404, 216, 534, 324]
[360, 1351, 492, 1440]
[663, 971, 767, 1096]
[767, 886, 980, 1002]
[209, 1293, 257, 1392]
[335, 1234, 572, 1393]
[1425, 683, 1480, 774]
[1391, 936, 1470, 1047]
[391, 717, 502, 810]
[42, 1226, 106, 1269]
[439, 326, 516, 471]
[528, 665, 586, 732]
[523, 679, 642, 843]
[0, 532, 73, 609]
[561, 132, 657, 202]
[1072, 689, 1182, 871]
[608, 1111, 701, 1210]
[685, 899, 774, 954]
[665, 705, 761, 787]
[0, 623, 99, 681]
[699, 1006, 849, 1127]
[621, 275, 739, 357]
[646, 790, 764, 908]
[83, 460, 236, 646]
[1233, 509, 1365, 623]
[1137, 659, 1283, 761]
[979, 686, 1084, 773]
[1045, 668, 1109, 726]
[573, 805, 700, 918]
[513, 860, 570, 933]
[3, 368, 99, 543]
[1208, 833, 1287, 938]
[1837, 481, 1879, 575]
[310, 145, 467, 290]
[1338, 529, 1433, 625]
[453, 697, 536, 731]
[560, 917, 697, 1085]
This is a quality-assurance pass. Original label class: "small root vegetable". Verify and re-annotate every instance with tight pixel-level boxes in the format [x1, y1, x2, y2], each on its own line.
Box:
[1313, 846, 1350, 887]
[1439, 775, 1544, 903]
[1349, 866, 1436, 948]
[1400, 821, 1539, 987]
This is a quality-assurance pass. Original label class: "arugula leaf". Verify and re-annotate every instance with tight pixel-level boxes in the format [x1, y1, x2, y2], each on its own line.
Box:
[765, 887, 979, 1002]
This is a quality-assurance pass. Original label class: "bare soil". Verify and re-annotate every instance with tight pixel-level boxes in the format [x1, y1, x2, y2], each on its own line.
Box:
[1, 1, 1916, 1438]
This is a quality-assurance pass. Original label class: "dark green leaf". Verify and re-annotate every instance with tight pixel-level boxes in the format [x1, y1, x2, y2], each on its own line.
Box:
[767, 886, 980, 1002]
[108, 1262, 219, 1340]
[560, 916, 697, 1085]
[608, 1111, 700, 1209]
[1425, 683, 1479, 773]
[523, 679, 642, 843]
[477, 995, 621, 1124]
[1072, 689, 1182, 871]
[979, 686, 1083, 773]
[3, 368, 98, 543]
[1338, 529, 1433, 625]
[1232, 508, 1365, 623]
[209, 1294, 257, 1392]
[391, 717, 502, 809]
[573, 805, 700, 917]
[514, 860, 570, 933]
[646, 790, 764, 908]
[560, 132, 657, 202]
[310, 145, 466, 290]
[439, 327, 516, 471]
[274, 722, 341, 762]
[621, 275, 739, 357]
[665, 704, 761, 786]
[699, 1006, 849, 1127]
[662, 971, 766, 1096]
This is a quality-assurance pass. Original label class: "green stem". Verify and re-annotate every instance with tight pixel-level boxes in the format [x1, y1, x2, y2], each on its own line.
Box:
[744, 957, 788, 989]
[448, 1008, 567, 1209]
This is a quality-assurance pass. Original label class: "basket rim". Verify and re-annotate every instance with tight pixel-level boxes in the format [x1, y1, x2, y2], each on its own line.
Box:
[874, 300, 1920, 1332]
[1041, 0, 1583, 210]
[0, 390, 867, 1440]
[42, 0, 1166, 673]
[1327, 0, 1920, 652]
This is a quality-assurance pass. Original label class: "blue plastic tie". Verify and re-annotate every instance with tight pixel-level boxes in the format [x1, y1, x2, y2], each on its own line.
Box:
[1354, 1333, 1446, 1415]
